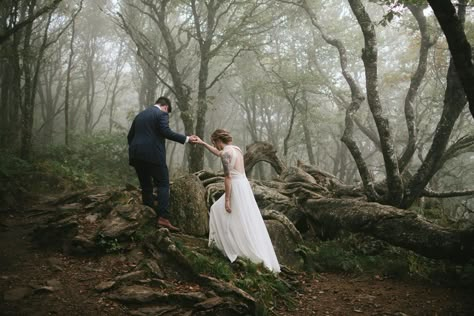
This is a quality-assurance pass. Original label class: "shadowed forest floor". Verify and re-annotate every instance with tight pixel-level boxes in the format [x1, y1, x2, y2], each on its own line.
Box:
[1, 205, 473, 316]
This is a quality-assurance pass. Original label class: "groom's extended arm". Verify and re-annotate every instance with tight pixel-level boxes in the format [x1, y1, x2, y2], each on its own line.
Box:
[157, 111, 187, 144]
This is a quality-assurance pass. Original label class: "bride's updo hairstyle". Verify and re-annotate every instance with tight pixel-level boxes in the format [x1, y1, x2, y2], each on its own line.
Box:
[211, 129, 232, 144]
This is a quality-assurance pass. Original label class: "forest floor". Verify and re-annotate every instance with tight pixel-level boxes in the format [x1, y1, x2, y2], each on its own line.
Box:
[1, 202, 474, 316]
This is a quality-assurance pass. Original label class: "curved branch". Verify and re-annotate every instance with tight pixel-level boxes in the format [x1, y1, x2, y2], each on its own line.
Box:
[427, 0, 474, 118]
[0, 0, 63, 44]
[398, 4, 437, 172]
[244, 142, 286, 176]
[300, 0, 379, 200]
[439, 134, 474, 168]
[422, 188, 474, 198]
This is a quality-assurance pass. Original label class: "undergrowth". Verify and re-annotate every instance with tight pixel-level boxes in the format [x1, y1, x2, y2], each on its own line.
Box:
[176, 241, 293, 315]
[299, 232, 474, 287]
[0, 132, 137, 195]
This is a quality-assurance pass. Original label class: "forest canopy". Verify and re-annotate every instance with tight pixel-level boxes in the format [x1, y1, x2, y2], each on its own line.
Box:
[1, 0, 473, 216]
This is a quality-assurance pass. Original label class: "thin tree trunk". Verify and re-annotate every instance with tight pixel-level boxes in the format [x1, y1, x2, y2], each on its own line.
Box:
[427, 0, 474, 118]
[19, 0, 37, 160]
[398, 5, 436, 172]
[402, 3, 468, 208]
[65, 18, 77, 146]
[348, 0, 403, 206]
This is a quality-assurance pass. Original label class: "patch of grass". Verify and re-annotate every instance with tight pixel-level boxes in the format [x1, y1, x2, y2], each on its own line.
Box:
[181, 246, 234, 281]
[300, 233, 474, 286]
[233, 258, 293, 314]
[133, 222, 157, 242]
[95, 233, 125, 254]
[175, 240, 293, 314]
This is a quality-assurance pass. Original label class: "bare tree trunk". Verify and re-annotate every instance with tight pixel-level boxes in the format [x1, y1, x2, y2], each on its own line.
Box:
[84, 41, 96, 134]
[19, 0, 37, 160]
[0, 0, 62, 44]
[64, 17, 77, 146]
[402, 4, 468, 208]
[301, 0, 378, 201]
[108, 43, 126, 134]
[348, 0, 403, 206]
[300, 92, 316, 165]
[428, 0, 474, 118]
[398, 5, 436, 172]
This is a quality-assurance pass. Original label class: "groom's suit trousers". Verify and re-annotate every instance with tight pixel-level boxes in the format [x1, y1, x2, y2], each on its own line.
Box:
[132, 159, 170, 219]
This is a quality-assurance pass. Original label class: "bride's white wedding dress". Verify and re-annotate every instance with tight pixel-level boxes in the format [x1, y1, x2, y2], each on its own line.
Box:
[208, 145, 280, 273]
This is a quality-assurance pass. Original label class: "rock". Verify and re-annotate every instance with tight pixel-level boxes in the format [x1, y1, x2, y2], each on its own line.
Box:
[33, 286, 55, 293]
[194, 296, 224, 309]
[58, 203, 83, 212]
[46, 279, 62, 290]
[32, 215, 79, 251]
[115, 270, 147, 282]
[4, 287, 32, 301]
[129, 306, 178, 316]
[142, 259, 164, 279]
[109, 285, 168, 303]
[47, 257, 64, 271]
[127, 248, 145, 266]
[168, 292, 208, 305]
[169, 174, 209, 236]
[70, 233, 97, 254]
[197, 275, 256, 314]
[99, 204, 156, 238]
[95, 281, 116, 292]
[85, 213, 99, 223]
[265, 219, 304, 270]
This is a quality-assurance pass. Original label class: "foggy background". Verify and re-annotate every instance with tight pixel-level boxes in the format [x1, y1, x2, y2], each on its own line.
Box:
[1, 0, 473, 218]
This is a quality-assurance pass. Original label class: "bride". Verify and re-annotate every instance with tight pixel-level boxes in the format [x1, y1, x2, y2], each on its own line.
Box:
[195, 129, 280, 273]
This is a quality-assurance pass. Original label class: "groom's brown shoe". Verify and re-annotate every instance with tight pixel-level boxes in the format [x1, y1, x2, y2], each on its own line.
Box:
[157, 217, 180, 232]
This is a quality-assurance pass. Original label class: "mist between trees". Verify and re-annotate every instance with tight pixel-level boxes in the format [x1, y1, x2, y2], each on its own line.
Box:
[1, 0, 473, 215]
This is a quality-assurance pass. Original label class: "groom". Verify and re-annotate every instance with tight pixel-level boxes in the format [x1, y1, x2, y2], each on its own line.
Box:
[127, 96, 196, 231]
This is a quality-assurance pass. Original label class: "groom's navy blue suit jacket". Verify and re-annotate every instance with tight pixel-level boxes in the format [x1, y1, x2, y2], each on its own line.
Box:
[127, 105, 186, 166]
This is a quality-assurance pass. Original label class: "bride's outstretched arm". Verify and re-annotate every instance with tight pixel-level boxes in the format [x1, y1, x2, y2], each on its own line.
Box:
[194, 137, 221, 156]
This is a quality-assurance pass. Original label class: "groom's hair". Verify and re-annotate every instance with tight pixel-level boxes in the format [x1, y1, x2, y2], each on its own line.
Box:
[155, 96, 172, 113]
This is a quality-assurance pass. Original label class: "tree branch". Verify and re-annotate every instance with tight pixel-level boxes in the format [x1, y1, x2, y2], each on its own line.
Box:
[0, 0, 63, 44]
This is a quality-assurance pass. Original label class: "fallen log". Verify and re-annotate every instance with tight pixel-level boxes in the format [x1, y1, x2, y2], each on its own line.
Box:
[303, 198, 474, 262]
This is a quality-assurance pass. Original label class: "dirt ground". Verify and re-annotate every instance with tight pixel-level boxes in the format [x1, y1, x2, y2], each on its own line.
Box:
[1, 207, 473, 316]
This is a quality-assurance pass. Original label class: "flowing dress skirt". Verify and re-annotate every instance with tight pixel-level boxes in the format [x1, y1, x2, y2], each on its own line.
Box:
[209, 173, 280, 273]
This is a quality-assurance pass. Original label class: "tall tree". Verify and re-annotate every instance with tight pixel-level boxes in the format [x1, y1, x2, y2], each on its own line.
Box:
[118, 0, 276, 172]
[299, 0, 474, 208]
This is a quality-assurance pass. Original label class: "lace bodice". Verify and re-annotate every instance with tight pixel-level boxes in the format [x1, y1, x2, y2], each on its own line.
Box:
[222, 145, 245, 175]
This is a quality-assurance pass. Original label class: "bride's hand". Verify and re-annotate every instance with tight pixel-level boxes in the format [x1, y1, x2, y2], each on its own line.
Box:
[193, 136, 204, 144]
[225, 200, 232, 213]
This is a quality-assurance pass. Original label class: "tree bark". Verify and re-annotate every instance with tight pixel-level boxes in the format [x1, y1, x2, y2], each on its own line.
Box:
[348, 0, 403, 206]
[301, 0, 379, 200]
[0, 0, 63, 44]
[65, 15, 78, 146]
[303, 198, 474, 262]
[398, 5, 436, 172]
[427, 0, 474, 119]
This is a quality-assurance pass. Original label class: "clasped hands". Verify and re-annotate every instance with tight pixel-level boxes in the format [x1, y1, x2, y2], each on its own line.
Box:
[188, 135, 203, 144]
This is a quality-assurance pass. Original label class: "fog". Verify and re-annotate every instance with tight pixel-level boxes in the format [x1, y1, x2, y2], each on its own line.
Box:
[1, 0, 473, 212]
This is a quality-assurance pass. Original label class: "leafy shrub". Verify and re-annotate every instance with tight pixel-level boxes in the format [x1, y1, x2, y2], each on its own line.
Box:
[34, 132, 136, 187]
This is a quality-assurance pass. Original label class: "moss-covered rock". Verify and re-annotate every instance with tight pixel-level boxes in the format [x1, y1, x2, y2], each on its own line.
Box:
[169, 174, 209, 236]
